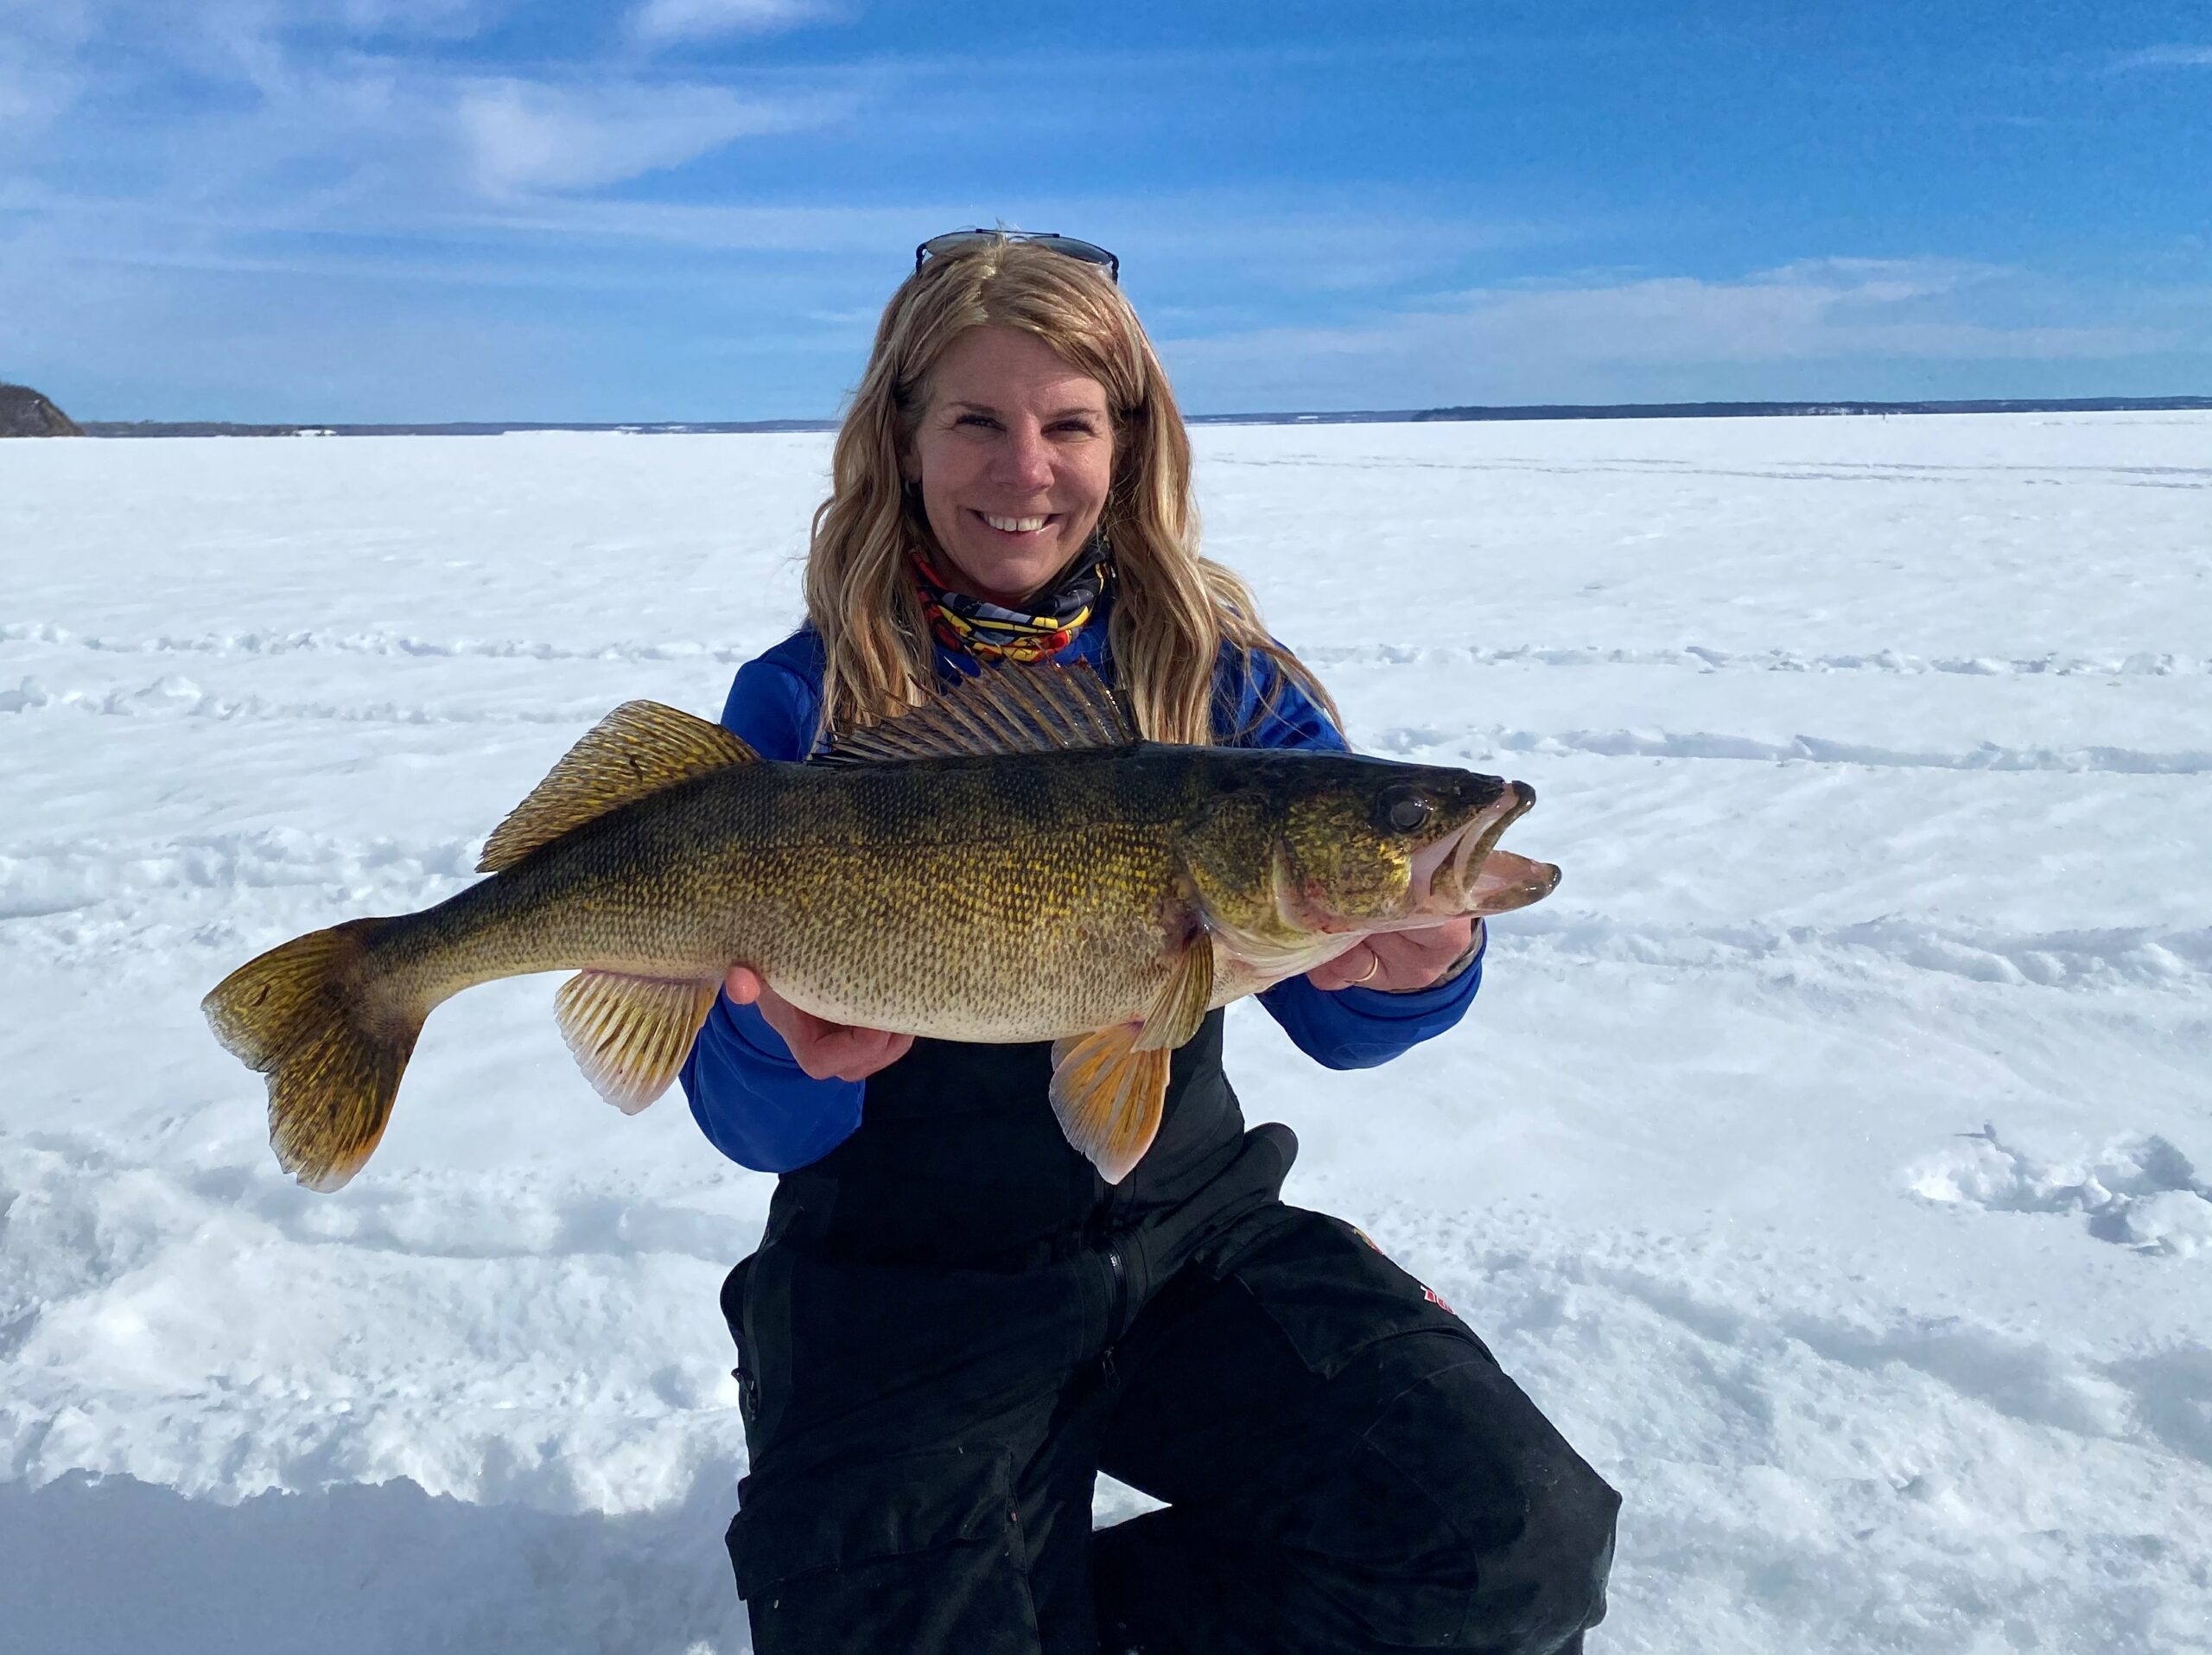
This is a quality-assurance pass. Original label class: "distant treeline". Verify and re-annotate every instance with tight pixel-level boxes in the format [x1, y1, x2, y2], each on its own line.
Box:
[1192, 395, 2212, 425]
[74, 395, 2212, 438]
[1424, 395, 2212, 422]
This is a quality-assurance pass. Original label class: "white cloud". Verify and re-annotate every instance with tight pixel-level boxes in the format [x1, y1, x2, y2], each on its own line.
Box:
[452, 78, 849, 194]
[2108, 44, 2212, 72]
[3, 1, 864, 200]
[328, 0, 499, 34]
[3, 0, 505, 57]
[0, 61, 84, 137]
[628, 0, 835, 48]
[0, 0, 511, 136]
[1162, 259, 2188, 409]
[448, 195, 935, 251]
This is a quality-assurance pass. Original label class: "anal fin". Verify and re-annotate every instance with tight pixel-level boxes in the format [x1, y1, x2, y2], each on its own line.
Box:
[555, 971, 721, 1115]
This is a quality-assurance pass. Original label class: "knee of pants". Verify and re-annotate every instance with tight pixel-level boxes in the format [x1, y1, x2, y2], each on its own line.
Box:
[1347, 1340, 1622, 1648]
[1486, 1454, 1619, 1652]
[728, 1444, 1046, 1655]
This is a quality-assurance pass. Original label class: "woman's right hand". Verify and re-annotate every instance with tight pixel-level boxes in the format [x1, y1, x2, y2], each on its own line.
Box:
[723, 966, 915, 1083]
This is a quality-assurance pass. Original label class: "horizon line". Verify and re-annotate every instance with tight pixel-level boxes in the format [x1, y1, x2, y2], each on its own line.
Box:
[47, 391, 2212, 438]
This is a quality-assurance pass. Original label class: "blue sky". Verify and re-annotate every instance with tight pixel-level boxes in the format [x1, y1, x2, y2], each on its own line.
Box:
[3, 0, 2207, 421]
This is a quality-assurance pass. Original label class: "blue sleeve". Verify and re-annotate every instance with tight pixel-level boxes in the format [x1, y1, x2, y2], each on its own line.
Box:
[679, 633, 868, 1173]
[1224, 646, 1486, 1070]
[683, 993, 866, 1172]
[716, 642, 823, 761]
[1257, 929, 1485, 1070]
[1217, 643, 1351, 754]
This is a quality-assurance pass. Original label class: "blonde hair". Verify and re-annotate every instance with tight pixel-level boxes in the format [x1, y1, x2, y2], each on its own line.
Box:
[804, 234, 1338, 746]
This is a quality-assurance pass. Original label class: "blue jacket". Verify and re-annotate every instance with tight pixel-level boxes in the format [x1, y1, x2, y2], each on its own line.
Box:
[681, 620, 1487, 1171]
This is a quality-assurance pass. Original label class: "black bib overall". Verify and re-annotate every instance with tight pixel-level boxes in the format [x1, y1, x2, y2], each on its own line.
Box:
[719, 1012, 1618, 1654]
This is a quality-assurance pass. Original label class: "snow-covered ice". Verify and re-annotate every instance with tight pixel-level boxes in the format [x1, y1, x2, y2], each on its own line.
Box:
[3, 413, 2208, 1652]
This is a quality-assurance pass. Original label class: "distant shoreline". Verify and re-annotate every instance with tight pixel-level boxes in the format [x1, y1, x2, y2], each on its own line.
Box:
[75, 394, 2212, 438]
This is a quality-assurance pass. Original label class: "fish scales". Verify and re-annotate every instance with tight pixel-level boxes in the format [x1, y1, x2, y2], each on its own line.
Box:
[703, 748, 1199, 1041]
[203, 663, 1558, 1191]
[362, 748, 1201, 1045]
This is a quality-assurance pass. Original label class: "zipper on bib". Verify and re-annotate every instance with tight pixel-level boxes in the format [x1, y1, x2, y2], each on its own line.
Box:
[1098, 1244, 1128, 1383]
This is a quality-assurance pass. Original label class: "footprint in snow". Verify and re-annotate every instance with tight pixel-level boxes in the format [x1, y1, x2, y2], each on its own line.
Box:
[1907, 1125, 2212, 1257]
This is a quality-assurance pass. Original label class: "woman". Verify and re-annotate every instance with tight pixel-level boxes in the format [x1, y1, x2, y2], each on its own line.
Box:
[683, 231, 1618, 1655]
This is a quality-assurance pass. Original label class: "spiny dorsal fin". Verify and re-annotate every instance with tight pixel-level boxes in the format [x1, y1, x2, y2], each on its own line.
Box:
[824, 659, 1135, 765]
[480, 701, 754, 873]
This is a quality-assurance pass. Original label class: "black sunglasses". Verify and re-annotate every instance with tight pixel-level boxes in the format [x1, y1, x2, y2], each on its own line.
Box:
[914, 229, 1119, 283]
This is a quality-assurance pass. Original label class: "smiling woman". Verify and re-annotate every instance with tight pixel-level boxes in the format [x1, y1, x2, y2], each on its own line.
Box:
[683, 230, 1618, 1655]
[906, 326, 1116, 607]
[797, 232, 1341, 751]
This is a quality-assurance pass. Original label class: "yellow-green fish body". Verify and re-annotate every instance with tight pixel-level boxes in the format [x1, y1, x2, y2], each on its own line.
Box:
[205, 665, 1557, 1192]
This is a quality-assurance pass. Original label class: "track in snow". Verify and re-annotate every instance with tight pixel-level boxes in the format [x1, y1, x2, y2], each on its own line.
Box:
[3, 413, 2209, 1655]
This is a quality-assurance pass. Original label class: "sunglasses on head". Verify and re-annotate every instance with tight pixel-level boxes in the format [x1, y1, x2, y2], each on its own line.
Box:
[914, 229, 1120, 283]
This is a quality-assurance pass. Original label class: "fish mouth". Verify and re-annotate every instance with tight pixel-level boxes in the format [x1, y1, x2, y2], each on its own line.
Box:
[1408, 780, 1559, 915]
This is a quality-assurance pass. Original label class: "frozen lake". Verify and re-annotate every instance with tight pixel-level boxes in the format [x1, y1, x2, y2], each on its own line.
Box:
[3, 412, 2209, 1652]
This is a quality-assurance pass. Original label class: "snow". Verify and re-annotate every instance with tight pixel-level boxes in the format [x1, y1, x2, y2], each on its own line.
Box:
[3, 412, 2209, 1653]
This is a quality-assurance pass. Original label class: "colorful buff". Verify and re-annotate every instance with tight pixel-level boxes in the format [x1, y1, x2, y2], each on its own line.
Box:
[911, 544, 1109, 664]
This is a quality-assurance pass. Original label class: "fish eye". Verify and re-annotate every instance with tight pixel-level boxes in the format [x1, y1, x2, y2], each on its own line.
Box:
[1376, 787, 1433, 834]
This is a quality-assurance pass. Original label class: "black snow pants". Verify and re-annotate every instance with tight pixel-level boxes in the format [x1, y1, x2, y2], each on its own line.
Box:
[719, 1013, 1619, 1654]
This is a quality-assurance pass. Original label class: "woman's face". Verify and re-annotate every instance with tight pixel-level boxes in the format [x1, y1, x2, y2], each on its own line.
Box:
[906, 324, 1116, 608]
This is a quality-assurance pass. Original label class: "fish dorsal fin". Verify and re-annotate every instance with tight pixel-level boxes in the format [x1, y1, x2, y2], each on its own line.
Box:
[824, 660, 1135, 764]
[479, 701, 755, 873]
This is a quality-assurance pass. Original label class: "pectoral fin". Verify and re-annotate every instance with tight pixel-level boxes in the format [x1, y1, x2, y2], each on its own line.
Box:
[555, 970, 721, 1115]
[1132, 935, 1213, 1053]
[1049, 940, 1214, 1181]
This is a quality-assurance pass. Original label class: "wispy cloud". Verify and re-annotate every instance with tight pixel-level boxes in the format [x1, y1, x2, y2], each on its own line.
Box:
[429, 188, 1564, 283]
[8, 9, 2203, 419]
[628, 0, 837, 48]
[454, 78, 852, 194]
[1162, 259, 2190, 410]
[0, 60, 84, 137]
[324, 0, 500, 33]
[3, 38, 866, 221]
[0, 0, 517, 139]
[2108, 44, 2212, 73]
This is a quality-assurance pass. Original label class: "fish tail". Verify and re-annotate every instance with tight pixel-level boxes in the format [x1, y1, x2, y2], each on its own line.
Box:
[201, 917, 424, 1192]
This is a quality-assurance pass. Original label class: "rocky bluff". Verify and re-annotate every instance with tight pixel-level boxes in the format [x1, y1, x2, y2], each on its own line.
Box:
[0, 384, 83, 437]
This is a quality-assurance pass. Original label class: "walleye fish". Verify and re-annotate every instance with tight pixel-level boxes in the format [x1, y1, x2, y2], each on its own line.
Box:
[203, 663, 1558, 1191]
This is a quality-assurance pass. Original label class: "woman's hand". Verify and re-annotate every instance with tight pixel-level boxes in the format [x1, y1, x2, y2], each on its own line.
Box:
[723, 966, 915, 1082]
[1306, 917, 1482, 996]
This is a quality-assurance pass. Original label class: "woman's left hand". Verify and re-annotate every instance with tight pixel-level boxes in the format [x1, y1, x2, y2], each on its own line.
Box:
[1306, 917, 1481, 995]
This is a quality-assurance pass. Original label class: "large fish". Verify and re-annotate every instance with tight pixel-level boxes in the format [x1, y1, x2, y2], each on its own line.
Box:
[203, 663, 1559, 1191]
